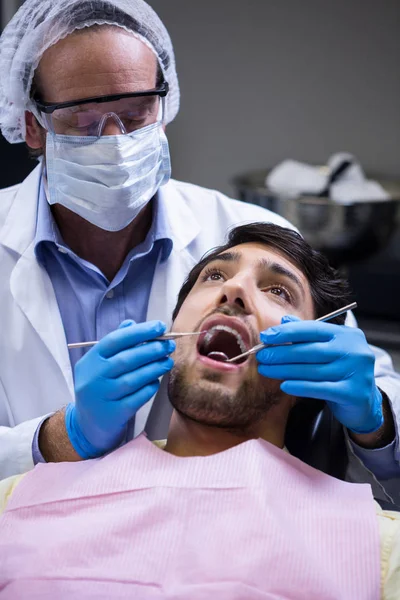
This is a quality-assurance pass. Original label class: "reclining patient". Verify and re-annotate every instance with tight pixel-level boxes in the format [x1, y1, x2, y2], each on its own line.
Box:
[0, 223, 399, 599]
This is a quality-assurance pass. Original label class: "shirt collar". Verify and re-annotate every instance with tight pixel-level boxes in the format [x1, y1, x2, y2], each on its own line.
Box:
[34, 172, 63, 262]
[150, 189, 173, 261]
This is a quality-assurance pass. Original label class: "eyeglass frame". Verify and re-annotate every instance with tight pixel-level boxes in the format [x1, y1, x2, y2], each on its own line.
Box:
[33, 81, 169, 115]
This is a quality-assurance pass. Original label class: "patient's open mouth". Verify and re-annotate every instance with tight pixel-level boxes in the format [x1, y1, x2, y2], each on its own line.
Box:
[198, 324, 250, 364]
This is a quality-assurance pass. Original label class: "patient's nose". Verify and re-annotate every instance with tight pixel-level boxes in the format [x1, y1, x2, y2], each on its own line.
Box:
[218, 276, 253, 312]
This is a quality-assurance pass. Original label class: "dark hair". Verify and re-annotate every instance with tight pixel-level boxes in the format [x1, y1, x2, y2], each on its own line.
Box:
[172, 223, 351, 323]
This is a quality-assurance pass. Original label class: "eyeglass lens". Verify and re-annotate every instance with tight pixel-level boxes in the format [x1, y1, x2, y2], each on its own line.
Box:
[42, 94, 162, 136]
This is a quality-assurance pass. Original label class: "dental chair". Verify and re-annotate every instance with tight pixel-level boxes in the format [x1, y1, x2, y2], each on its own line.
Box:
[285, 399, 399, 511]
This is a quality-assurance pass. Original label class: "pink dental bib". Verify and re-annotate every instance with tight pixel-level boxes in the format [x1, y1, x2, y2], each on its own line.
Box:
[0, 434, 380, 599]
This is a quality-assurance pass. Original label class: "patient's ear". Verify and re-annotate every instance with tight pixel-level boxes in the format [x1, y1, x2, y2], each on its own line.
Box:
[25, 111, 45, 150]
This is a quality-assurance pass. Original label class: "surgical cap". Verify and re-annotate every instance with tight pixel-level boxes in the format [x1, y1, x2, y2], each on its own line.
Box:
[0, 0, 180, 143]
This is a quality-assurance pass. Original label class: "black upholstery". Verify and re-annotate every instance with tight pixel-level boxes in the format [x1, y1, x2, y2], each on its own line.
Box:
[285, 399, 399, 511]
[285, 399, 348, 480]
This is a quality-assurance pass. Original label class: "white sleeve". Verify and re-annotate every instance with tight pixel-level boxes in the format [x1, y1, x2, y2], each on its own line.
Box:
[0, 418, 43, 479]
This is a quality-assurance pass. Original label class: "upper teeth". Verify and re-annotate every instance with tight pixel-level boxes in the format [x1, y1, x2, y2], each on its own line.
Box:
[203, 325, 247, 353]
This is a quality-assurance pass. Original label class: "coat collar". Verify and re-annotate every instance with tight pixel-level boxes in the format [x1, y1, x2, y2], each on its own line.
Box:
[0, 167, 201, 258]
[0, 164, 42, 256]
[157, 179, 200, 252]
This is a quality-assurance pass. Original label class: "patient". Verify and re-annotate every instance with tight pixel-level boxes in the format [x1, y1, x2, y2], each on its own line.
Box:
[0, 223, 399, 599]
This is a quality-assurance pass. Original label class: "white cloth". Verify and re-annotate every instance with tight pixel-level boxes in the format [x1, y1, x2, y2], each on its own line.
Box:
[0, 166, 399, 501]
[266, 153, 390, 204]
[0, 0, 180, 143]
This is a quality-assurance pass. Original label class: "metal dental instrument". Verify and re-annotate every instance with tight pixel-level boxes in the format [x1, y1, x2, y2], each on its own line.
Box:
[67, 331, 205, 350]
[225, 302, 358, 363]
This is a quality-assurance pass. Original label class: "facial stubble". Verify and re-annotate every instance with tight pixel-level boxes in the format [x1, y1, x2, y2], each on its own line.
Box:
[168, 358, 284, 432]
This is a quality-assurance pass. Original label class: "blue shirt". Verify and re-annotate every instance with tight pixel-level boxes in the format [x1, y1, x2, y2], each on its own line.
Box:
[34, 176, 173, 369]
[32, 174, 172, 463]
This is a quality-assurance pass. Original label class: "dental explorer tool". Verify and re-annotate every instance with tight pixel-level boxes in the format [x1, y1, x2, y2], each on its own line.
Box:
[67, 331, 205, 350]
[225, 302, 357, 363]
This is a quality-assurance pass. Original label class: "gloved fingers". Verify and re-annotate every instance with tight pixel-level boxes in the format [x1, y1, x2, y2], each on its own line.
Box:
[258, 361, 349, 382]
[97, 320, 167, 359]
[256, 342, 340, 366]
[118, 380, 161, 416]
[281, 315, 302, 324]
[280, 380, 353, 404]
[260, 320, 338, 346]
[107, 357, 174, 400]
[119, 319, 136, 328]
[106, 340, 176, 378]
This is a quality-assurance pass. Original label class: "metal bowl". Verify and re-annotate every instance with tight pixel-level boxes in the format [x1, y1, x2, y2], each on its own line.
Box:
[233, 169, 400, 266]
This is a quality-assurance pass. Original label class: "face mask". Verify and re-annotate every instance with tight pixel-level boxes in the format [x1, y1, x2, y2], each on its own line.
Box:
[45, 122, 171, 231]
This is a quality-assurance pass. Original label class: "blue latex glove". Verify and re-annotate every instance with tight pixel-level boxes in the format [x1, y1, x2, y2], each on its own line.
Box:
[257, 315, 383, 434]
[65, 320, 175, 458]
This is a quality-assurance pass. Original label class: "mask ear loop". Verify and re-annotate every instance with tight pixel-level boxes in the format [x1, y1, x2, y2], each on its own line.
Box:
[28, 102, 48, 131]
[96, 112, 127, 137]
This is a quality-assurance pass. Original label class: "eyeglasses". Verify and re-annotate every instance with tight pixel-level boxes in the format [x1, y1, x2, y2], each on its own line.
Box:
[33, 81, 169, 137]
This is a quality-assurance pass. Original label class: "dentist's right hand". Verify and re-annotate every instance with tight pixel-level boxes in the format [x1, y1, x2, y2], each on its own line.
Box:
[65, 320, 175, 459]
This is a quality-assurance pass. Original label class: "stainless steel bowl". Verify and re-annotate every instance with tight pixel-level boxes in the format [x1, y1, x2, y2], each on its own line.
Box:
[233, 169, 400, 265]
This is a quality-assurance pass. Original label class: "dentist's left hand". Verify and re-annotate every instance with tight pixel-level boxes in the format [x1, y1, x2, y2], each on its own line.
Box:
[256, 316, 383, 435]
[65, 320, 175, 459]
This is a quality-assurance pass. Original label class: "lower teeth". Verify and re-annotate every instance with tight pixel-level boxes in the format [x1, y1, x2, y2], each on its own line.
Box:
[207, 351, 229, 362]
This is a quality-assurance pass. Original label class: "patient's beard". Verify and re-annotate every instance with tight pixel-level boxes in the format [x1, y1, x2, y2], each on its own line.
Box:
[168, 363, 284, 432]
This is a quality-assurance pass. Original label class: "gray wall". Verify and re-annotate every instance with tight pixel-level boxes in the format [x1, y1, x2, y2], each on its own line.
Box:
[149, 0, 400, 196]
[0, 0, 24, 29]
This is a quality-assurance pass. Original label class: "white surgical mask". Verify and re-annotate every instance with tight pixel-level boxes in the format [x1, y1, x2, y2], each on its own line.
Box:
[45, 122, 171, 231]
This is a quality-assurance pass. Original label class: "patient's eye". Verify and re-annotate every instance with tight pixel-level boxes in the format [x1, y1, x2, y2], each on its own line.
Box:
[263, 285, 292, 303]
[201, 267, 225, 282]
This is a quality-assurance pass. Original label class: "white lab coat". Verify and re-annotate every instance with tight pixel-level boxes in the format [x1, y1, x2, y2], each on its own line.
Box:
[0, 165, 399, 499]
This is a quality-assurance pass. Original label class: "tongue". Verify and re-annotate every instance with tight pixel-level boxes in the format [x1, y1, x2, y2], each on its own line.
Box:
[207, 351, 229, 362]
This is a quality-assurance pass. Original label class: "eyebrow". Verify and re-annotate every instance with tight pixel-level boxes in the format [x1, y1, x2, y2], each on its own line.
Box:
[211, 252, 306, 299]
[212, 251, 242, 263]
[259, 259, 305, 299]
